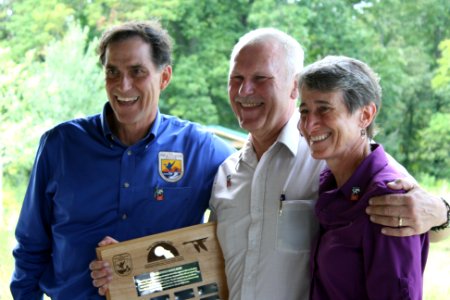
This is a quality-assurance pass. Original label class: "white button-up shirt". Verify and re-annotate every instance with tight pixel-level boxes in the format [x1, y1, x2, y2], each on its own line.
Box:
[210, 112, 326, 300]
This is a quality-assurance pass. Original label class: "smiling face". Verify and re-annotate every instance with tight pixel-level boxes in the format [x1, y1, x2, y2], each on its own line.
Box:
[228, 41, 298, 140]
[298, 86, 371, 163]
[104, 36, 171, 138]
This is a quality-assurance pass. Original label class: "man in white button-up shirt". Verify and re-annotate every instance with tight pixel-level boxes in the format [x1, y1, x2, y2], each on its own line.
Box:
[209, 28, 449, 300]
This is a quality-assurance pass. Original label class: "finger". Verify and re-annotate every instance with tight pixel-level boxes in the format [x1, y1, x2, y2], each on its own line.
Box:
[366, 205, 411, 218]
[91, 267, 112, 281]
[98, 236, 119, 247]
[370, 215, 409, 228]
[89, 260, 109, 271]
[386, 178, 415, 191]
[92, 276, 108, 288]
[368, 191, 416, 207]
[380, 226, 417, 237]
[99, 284, 109, 296]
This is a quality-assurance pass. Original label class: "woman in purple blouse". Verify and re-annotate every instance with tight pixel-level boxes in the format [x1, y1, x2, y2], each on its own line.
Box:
[298, 56, 428, 300]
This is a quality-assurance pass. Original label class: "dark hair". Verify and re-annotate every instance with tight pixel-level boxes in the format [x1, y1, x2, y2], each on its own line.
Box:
[97, 20, 172, 69]
[299, 55, 381, 138]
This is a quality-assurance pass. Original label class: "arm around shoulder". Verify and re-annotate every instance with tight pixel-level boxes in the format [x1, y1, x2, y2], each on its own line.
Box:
[367, 179, 450, 239]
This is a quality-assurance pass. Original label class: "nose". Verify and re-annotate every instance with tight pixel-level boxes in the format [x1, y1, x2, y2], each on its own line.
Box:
[238, 79, 254, 97]
[119, 75, 132, 91]
[300, 113, 319, 135]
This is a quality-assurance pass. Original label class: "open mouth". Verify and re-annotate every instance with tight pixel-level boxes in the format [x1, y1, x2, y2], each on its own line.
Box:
[239, 102, 263, 108]
[116, 96, 139, 105]
[310, 133, 331, 144]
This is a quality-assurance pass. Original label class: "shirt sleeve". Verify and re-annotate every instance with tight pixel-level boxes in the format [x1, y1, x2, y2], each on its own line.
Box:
[10, 131, 55, 299]
[204, 133, 235, 195]
[207, 134, 236, 177]
[362, 198, 429, 300]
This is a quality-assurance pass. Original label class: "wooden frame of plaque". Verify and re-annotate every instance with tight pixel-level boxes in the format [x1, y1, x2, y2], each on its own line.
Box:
[96, 222, 228, 300]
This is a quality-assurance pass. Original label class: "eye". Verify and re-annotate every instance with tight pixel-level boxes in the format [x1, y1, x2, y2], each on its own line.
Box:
[131, 67, 146, 77]
[229, 75, 244, 85]
[105, 68, 119, 78]
[254, 75, 270, 82]
[299, 106, 309, 121]
[318, 106, 331, 114]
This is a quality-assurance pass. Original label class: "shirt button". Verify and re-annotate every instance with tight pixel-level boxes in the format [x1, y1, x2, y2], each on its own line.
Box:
[122, 214, 127, 220]
[127, 150, 132, 155]
[123, 182, 130, 188]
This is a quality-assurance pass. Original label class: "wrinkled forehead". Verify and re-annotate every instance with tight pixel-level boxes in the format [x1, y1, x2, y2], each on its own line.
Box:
[229, 41, 286, 76]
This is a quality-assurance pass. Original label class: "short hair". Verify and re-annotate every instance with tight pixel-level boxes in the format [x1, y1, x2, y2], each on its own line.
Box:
[299, 55, 382, 138]
[97, 20, 172, 69]
[230, 28, 304, 78]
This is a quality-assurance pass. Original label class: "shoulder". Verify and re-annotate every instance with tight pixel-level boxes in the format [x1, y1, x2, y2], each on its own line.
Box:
[368, 163, 406, 197]
[220, 151, 242, 167]
[160, 114, 214, 139]
[51, 114, 100, 132]
[160, 114, 236, 151]
[42, 115, 101, 145]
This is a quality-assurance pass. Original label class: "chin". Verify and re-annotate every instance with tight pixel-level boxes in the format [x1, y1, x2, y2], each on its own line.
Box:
[310, 150, 328, 160]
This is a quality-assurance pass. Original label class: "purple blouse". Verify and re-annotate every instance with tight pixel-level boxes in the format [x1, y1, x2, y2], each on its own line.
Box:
[310, 144, 429, 300]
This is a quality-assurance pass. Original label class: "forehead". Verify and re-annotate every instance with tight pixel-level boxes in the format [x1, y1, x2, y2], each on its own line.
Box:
[105, 36, 153, 67]
[230, 41, 285, 75]
[300, 86, 344, 104]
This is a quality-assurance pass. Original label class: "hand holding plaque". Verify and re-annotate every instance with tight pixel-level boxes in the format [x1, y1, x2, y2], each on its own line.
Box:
[96, 222, 228, 300]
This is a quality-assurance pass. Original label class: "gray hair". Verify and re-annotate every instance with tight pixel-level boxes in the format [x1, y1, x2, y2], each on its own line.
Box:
[299, 55, 381, 138]
[230, 28, 304, 78]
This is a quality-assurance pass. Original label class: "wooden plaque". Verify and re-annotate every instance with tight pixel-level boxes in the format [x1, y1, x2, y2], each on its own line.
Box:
[96, 222, 228, 300]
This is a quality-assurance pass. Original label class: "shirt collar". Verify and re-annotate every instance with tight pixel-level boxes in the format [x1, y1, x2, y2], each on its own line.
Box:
[320, 144, 388, 201]
[238, 111, 300, 167]
[276, 111, 300, 156]
[100, 102, 160, 145]
[340, 144, 387, 200]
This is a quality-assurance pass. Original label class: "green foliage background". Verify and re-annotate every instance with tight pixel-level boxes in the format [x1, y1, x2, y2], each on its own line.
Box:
[0, 0, 449, 299]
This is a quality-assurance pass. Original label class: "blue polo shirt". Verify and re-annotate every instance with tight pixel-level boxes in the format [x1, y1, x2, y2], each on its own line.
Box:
[11, 103, 235, 299]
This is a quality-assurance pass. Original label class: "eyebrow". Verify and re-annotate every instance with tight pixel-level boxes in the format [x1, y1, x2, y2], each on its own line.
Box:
[104, 63, 145, 70]
[301, 99, 331, 105]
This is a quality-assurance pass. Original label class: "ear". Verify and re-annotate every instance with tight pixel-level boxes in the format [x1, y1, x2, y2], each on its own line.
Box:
[289, 76, 300, 100]
[360, 102, 377, 128]
[159, 65, 172, 90]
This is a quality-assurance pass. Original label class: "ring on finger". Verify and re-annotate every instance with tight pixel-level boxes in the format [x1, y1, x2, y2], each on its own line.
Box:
[398, 216, 403, 227]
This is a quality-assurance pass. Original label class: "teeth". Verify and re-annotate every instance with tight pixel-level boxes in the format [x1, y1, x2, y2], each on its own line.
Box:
[240, 102, 261, 108]
[310, 134, 330, 142]
[117, 96, 138, 102]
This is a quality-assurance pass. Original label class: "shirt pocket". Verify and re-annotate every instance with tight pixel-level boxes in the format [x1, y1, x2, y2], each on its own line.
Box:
[276, 199, 318, 253]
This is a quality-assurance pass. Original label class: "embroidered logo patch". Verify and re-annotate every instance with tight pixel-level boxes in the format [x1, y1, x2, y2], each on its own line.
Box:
[159, 152, 184, 182]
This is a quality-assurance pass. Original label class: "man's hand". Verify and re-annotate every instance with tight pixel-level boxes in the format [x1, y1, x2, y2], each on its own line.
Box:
[366, 179, 446, 237]
[90, 236, 118, 296]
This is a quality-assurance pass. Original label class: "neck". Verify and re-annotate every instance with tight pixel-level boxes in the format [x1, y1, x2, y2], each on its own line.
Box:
[327, 142, 371, 187]
[250, 108, 295, 160]
[107, 113, 151, 146]
[250, 130, 280, 160]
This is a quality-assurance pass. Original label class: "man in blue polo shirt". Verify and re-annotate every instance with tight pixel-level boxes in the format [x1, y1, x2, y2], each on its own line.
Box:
[10, 20, 235, 300]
